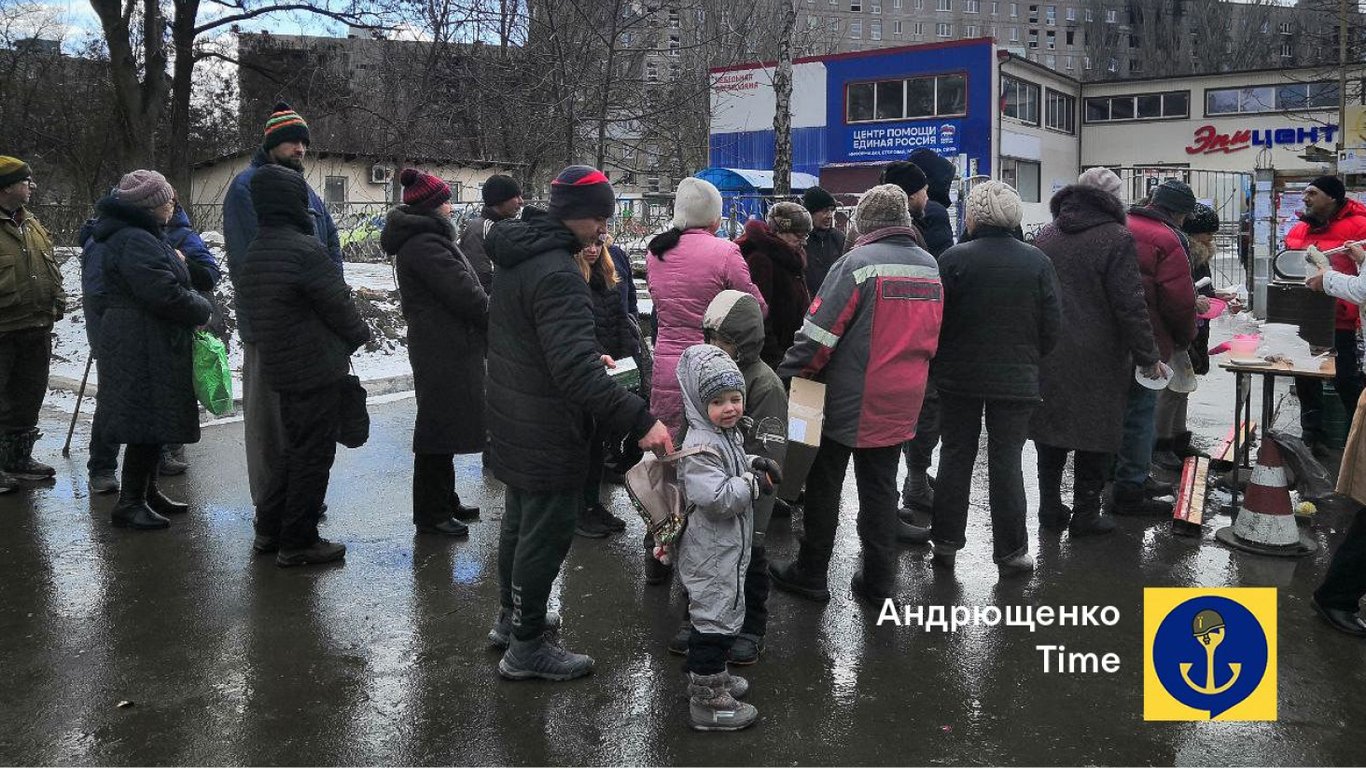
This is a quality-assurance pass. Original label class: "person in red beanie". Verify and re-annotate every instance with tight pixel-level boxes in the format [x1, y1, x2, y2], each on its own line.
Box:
[483, 165, 672, 681]
[1294, 175, 1366, 455]
[382, 169, 488, 539]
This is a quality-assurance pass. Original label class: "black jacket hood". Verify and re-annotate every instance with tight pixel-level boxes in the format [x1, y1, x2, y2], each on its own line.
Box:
[484, 206, 578, 270]
[251, 164, 315, 233]
[910, 149, 956, 207]
[381, 205, 454, 255]
[1051, 184, 1128, 234]
[92, 196, 165, 242]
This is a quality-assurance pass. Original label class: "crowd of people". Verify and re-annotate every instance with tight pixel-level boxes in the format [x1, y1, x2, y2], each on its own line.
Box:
[4, 99, 1366, 731]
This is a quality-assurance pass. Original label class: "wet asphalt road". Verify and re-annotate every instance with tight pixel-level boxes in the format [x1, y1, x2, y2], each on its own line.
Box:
[3, 387, 1366, 766]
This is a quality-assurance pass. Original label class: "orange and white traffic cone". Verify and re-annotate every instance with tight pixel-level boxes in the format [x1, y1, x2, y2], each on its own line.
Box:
[1215, 439, 1317, 557]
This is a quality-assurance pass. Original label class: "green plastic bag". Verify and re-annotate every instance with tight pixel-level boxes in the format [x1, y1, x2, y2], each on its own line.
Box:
[192, 330, 233, 416]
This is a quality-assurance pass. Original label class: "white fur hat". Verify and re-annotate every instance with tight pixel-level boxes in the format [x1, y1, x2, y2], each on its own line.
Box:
[1077, 166, 1124, 199]
[967, 181, 1023, 230]
[672, 177, 723, 230]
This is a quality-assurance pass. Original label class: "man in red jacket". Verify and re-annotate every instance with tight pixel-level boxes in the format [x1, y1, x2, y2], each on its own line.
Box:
[1113, 180, 1198, 516]
[1289, 176, 1366, 454]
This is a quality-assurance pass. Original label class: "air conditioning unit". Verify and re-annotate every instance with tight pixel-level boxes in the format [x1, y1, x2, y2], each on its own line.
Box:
[369, 165, 393, 185]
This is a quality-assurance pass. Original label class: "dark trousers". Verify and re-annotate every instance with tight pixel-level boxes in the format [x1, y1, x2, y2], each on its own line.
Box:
[413, 452, 459, 527]
[120, 442, 159, 494]
[902, 382, 941, 501]
[0, 327, 51, 433]
[242, 342, 286, 507]
[87, 355, 122, 473]
[583, 432, 605, 508]
[686, 630, 735, 675]
[741, 544, 771, 637]
[1298, 329, 1363, 444]
[932, 395, 1034, 563]
[797, 435, 901, 592]
[498, 487, 578, 642]
[1315, 506, 1366, 612]
[1035, 442, 1110, 512]
[254, 382, 341, 550]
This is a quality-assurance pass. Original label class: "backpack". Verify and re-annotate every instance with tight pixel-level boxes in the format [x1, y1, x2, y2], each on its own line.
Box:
[623, 446, 716, 553]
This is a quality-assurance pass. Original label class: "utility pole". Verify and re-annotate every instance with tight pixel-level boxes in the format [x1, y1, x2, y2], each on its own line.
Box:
[1337, 0, 1348, 173]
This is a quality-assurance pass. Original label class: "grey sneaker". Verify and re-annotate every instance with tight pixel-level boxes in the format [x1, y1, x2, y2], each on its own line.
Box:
[498, 634, 594, 681]
[89, 471, 120, 495]
[488, 608, 562, 650]
[687, 671, 758, 731]
[158, 447, 189, 476]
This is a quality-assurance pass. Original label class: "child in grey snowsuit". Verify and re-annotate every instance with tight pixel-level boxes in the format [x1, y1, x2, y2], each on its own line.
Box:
[675, 344, 781, 731]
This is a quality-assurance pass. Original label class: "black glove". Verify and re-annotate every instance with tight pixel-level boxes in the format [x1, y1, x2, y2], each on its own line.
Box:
[751, 457, 783, 496]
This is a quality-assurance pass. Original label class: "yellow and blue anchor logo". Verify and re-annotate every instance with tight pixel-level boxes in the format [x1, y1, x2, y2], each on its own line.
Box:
[1144, 588, 1277, 721]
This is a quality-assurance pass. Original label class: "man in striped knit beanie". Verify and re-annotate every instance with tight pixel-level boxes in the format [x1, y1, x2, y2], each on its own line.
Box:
[224, 101, 346, 540]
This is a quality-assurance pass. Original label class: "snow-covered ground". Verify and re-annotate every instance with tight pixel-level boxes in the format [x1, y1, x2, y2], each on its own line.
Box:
[48, 243, 414, 403]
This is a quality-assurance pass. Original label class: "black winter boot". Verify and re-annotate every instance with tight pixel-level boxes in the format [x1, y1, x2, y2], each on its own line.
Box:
[110, 446, 168, 530]
[1111, 482, 1173, 516]
[1067, 480, 1115, 537]
[768, 556, 831, 602]
[4, 429, 55, 481]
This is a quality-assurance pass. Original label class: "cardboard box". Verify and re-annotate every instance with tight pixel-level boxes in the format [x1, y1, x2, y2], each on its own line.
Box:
[609, 356, 641, 390]
[778, 377, 826, 502]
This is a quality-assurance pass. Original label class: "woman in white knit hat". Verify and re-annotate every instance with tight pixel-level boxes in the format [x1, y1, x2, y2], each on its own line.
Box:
[927, 181, 1062, 576]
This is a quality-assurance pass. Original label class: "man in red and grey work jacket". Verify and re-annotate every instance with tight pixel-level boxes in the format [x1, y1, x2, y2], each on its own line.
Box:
[769, 183, 944, 606]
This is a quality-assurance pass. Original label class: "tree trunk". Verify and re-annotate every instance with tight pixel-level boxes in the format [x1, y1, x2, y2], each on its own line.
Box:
[771, 0, 796, 198]
[89, 0, 168, 172]
[167, 0, 201, 198]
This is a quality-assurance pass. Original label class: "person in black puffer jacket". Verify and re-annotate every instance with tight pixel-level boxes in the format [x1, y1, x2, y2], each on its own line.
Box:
[929, 181, 1061, 576]
[573, 238, 640, 539]
[483, 166, 671, 682]
[909, 148, 957, 258]
[802, 186, 844, 296]
[92, 171, 212, 531]
[384, 169, 488, 539]
[235, 164, 370, 568]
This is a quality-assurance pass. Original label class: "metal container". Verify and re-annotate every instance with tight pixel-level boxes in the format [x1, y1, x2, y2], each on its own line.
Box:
[1264, 280, 1337, 349]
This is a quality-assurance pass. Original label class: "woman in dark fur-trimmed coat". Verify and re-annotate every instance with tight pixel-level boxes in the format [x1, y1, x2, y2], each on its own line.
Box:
[1030, 176, 1160, 537]
[93, 171, 213, 530]
[384, 169, 489, 538]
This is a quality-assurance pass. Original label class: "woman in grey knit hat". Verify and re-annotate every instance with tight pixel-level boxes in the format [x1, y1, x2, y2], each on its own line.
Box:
[90, 170, 213, 530]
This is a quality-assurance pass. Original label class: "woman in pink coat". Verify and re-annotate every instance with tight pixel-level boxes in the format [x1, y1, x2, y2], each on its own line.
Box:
[646, 178, 767, 436]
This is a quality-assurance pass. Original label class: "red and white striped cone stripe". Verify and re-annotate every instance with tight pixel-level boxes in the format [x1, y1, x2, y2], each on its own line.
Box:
[1231, 439, 1300, 547]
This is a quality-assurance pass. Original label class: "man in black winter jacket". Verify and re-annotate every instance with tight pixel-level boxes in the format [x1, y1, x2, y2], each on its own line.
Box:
[485, 165, 672, 682]
[802, 186, 844, 295]
[236, 165, 371, 568]
[909, 148, 957, 259]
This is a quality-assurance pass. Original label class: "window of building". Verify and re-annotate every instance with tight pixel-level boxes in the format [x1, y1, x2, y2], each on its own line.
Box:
[937, 21, 952, 35]
[1084, 8, 1092, 21]
[1045, 5, 1055, 24]
[991, 1, 1000, 14]
[846, 73, 967, 123]
[325, 176, 347, 204]
[1107, 57, 1118, 72]
[1105, 9, 1116, 22]
[669, 31, 680, 54]
[646, 61, 659, 82]
[1279, 22, 1292, 34]
[914, 21, 925, 34]
[1010, 2, 1018, 16]
[808, 15, 820, 27]
[915, 0, 924, 8]
[1028, 4, 1039, 23]
[1028, 28, 1038, 47]
[1044, 53, 1056, 68]
[1084, 90, 1189, 122]
[1001, 74, 1040, 124]
[894, 0, 903, 7]
[1205, 81, 1339, 115]
[1260, 20, 1269, 34]
[965, 0, 980, 12]
[1065, 6, 1075, 21]
[871, 20, 882, 38]
[871, 0, 881, 12]
[1083, 55, 1092, 69]
[1000, 157, 1041, 202]
[1129, 58, 1142, 72]
[966, 24, 979, 35]
[937, 0, 951, 10]
[1009, 26, 1019, 41]
[669, 9, 679, 26]
[851, 0, 861, 10]
[1280, 43, 1293, 57]
[851, 19, 863, 37]
[1064, 55, 1074, 69]
[1044, 89, 1075, 133]
[894, 20, 904, 34]
[1065, 29, 1074, 45]
[1045, 29, 1055, 48]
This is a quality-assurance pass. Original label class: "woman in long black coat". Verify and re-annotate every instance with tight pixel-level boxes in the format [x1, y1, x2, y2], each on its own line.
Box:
[1030, 173, 1161, 537]
[384, 169, 488, 537]
[93, 170, 212, 530]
